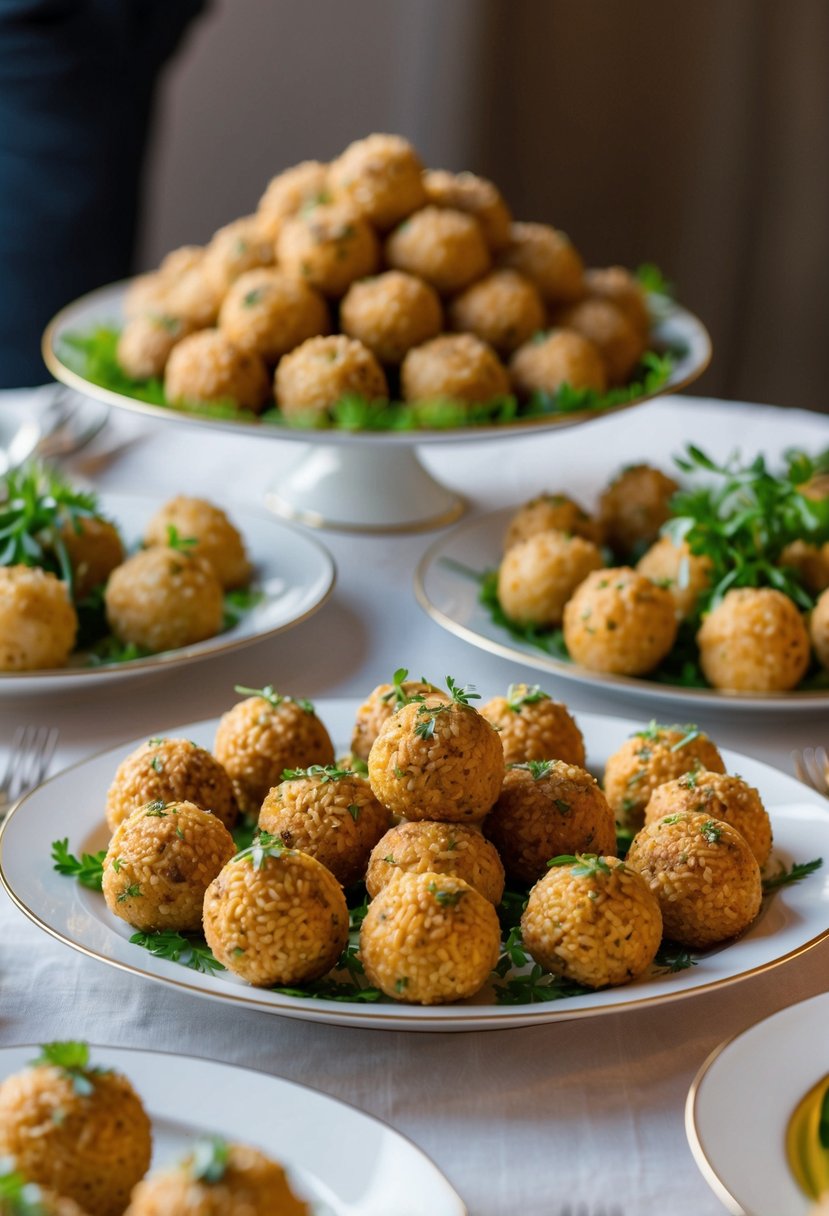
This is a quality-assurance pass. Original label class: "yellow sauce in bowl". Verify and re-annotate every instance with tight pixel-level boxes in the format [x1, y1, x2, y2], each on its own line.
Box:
[787, 1074, 829, 1200]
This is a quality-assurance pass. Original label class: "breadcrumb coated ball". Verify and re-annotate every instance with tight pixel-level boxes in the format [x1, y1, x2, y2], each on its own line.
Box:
[509, 329, 607, 398]
[368, 698, 504, 823]
[104, 547, 224, 654]
[366, 821, 505, 903]
[350, 677, 448, 760]
[0, 1050, 152, 1216]
[497, 222, 584, 304]
[553, 298, 645, 385]
[105, 736, 239, 832]
[645, 770, 772, 866]
[448, 270, 545, 356]
[599, 464, 680, 559]
[277, 204, 380, 297]
[503, 492, 603, 551]
[202, 215, 275, 297]
[165, 330, 270, 413]
[359, 870, 501, 1004]
[218, 268, 329, 364]
[480, 685, 586, 767]
[422, 169, 511, 251]
[522, 855, 663, 987]
[143, 495, 251, 590]
[0, 566, 77, 671]
[485, 760, 616, 884]
[385, 206, 491, 295]
[340, 271, 442, 364]
[102, 800, 236, 932]
[497, 529, 604, 627]
[401, 333, 509, 405]
[584, 266, 651, 340]
[603, 723, 726, 830]
[117, 313, 193, 381]
[329, 133, 426, 229]
[125, 247, 217, 328]
[562, 567, 678, 676]
[626, 811, 762, 948]
[214, 691, 334, 815]
[697, 588, 811, 692]
[257, 158, 330, 241]
[636, 535, 712, 620]
[780, 540, 829, 596]
[811, 586, 829, 669]
[58, 515, 124, 601]
[275, 334, 388, 423]
[203, 843, 349, 987]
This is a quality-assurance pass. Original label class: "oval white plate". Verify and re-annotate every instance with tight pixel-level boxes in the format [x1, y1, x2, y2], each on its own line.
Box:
[686, 991, 829, 1216]
[2, 701, 828, 1032]
[0, 491, 335, 694]
[0, 1043, 464, 1215]
[414, 506, 829, 713]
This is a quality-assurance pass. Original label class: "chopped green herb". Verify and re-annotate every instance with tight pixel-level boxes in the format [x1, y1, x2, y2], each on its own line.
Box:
[427, 881, 466, 907]
[117, 883, 142, 902]
[505, 683, 550, 711]
[129, 930, 226, 974]
[280, 764, 354, 783]
[347, 804, 361, 821]
[509, 759, 554, 780]
[762, 857, 823, 894]
[547, 853, 614, 878]
[51, 839, 105, 890]
[699, 820, 722, 844]
[190, 1136, 230, 1183]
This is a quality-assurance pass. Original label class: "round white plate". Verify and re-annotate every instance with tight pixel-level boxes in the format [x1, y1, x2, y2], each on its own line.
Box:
[686, 991, 829, 1216]
[415, 506, 829, 713]
[0, 388, 109, 474]
[0, 491, 335, 694]
[2, 701, 828, 1032]
[0, 1043, 464, 1215]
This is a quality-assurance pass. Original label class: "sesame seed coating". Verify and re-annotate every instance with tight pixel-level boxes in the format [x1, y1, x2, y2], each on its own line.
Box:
[366, 821, 505, 904]
[697, 587, 811, 692]
[105, 737, 238, 832]
[125, 1142, 309, 1215]
[603, 725, 725, 831]
[644, 770, 772, 866]
[480, 690, 586, 767]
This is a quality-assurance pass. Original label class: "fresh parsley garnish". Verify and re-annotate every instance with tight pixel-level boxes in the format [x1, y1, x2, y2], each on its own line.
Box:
[129, 930, 226, 974]
[233, 684, 315, 713]
[280, 764, 354, 783]
[51, 839, 105, 890]
[427, 881, 466, 907]
[33, 1041, 106, 1096]
[547, 853, 614, 878]
[509, 759, 554, 780]
[506, 683, 550, 711]
[762, 857, 823, 894]
[190, 1136, 230, 1183]
[493, 964, 591, 1004]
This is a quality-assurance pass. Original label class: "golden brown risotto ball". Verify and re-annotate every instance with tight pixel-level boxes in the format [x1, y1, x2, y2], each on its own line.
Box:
[117, 313, 193, 381]
[562, 567, 678, 676]
[497, 222, 585, 305]
[480, 684, 586, 767]
[422, 168, 511, 251]
[584, 265, 651, 340]
[214, 689, 335, 815]
[102, 800, 236, 932]
[203, 842, 349, 987]
[159, 244, 206, 279]
[553, 298, 645, 385]
[644, 770, 772, 867]
[603, 722, 726, 830]
[57, 515, 124, 601]
[274, 334, 388, 423]
[143, 495, 250, 590]
[329, 133, 426, 230]
[259, 766, 391, 887]
[257, 158, 330, 241]
[104, 547, 224, 654]
[503, 492, 603, 551]
[448, 269, 545, 356]
[0, 1176, 88, 1216]
[522, 855, 663, 988]
[124, 246, 203, 318]
[366, 820, 505, 904]
[359, 870, 501, 1004]
[811, 586, 829, 669]
[340, 270, 442, 364]
[780, 540, 829, 595]
[0, 566, 77, 671]
[165, 330, 270, 413]
[484, 760, 617, 885]
[509, 329, 607, 398]
[218, 268, 329, 364]
[626, 811, 762, 948]
[599, 464, 680, 559]
[0, 1046, 152, 1216]
[125, 1139, 309, 1216]
[105, 736, 239, 833]
[368, 696, 504, 823]
[202, 215, 275, 297]
[636, 535, 712, 620]
[385, 206, 491, 295]
[276, 204, 379, 297]
[697, 587, 811, 692]
[350, 675, 448, 760]
[497, 529, 604, 627]
[401, 333, 509, 405]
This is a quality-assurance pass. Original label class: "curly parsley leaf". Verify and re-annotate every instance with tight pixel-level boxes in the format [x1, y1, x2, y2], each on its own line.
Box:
[51, 839, 106, 890]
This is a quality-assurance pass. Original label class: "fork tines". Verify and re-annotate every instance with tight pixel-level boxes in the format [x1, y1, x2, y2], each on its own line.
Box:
[1, 725, 59, 802]
[792, 746, 829, 796]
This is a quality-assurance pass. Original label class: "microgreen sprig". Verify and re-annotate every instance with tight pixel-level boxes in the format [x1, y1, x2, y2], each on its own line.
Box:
[547, 854, 615, 878]
[51, 839, 106, 890]
[280, 764, 354, 783]
[33, 1041, 107, 1096]
[0, 461, 101, 590]
[233, 684, 315, 714]
[129, 930, 225, 975]
[506, 683, 550, 711]
[762, 857, 823, 894]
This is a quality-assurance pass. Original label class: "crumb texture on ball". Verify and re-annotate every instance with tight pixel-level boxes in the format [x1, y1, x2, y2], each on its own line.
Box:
[480, 687, 586, 767]
[0, 565, 77, 671]
[104, 548, 224, 654]
[498, 529, 604, 627]
[504, 493, 603, 551]
[385, 206, 490, 295]
[275, 334, 388, 422]
[401, 333, 509, 405]
[603, 723, 725, 830]
[366, 820, 505, 904]
[340, 271, 442, 364]
[105, 736, 238, 832]
[562, 567, 678, 676]
[697, 587, 811, 692]
[144, 495, 251, 590]
[165, 330, 270, 412]
[644, 770, 772, 866]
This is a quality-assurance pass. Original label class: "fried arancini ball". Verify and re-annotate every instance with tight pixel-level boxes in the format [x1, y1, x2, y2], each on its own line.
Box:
[480, 685, 586, 767]
[359, 870, 501, 1004]
[400, 333, 509, 405]
[448, 269, 545, 356]
[497, 222, 584, 305]
[165, 330, 271, 413]
[104, 547, 224, 654]
[350, 677, 448, 760]
[202, 215, 275, 297]
[0, 1175, 88, 1216]
[117, 313, 194, 381]
[484, 760, 617, 885]
[598, 464, 680, 559]
[143, 495, 251, 590]
[257, 158, 330, 241]
[366, 821, 505, 904]
[497, 529, 604, 627]
[422, 168, 511, 251]
[509, 328, 607, 398]
[218, 268, 329, 364]
[277, 204, 380, 297]
[340, 271, 442, 364]
[57, 515, 124, 601]
[0, 566, 77, 671]
[636, 535, 713, 620]
[697, 587, 811, 692]
[584, 266, 651, 340]
[553, 298, 645, 385]
[385, 206, 491, 295]
[626, 811, 762, 948]
[644, 770, 772, 867]
[603, 722, 725, 830]
[503, 492, 604, 551]
[274, 334, 388, 423]
[105, 736, 239, 833]
[102, 800, 236, 932]
[123, 246, 204, 319]
[521, 855, 663, 988]
[329, 133, 426, 230]
[811, 586, 829, 669]
[214, 690, 335, 815]
[0, 1047, 152, 1216]
[780, 540, 829, 595]
[203, 843, 349, 987]
[563, 567, 678, 676]
[259, 766, 391, 887]
[368, 698, 504, 823]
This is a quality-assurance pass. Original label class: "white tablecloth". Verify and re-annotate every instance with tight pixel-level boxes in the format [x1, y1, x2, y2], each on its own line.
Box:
[1, 393, 829, 1216]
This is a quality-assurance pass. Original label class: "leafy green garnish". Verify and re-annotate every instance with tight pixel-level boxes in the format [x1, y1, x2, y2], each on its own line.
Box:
[762, 857, 823, 894]
[819, 1084, 829, 1151]
[280, 764, 354, 783]
[129, 930, 226, 974]
[509, 759, 555, 780]
[699, 819, 722, 844]
[547, 853, 614, 878]
[636, 262, 675, 299]
[33, 1041, 105, 1096]
[427, 881, 466, 908]
[413, 675, 479, 739]
[51, 839, 105, 890]
[86, 636, 153, 667]
[0, 461, 102, 589]
[164, 524, 197, 552]
[506, 683, 550, 711]
[222, 585, 264, 630]
[380, 666, 430, 709]
[0, 1162, 50, 1214]
[653, 942, 697, 972]
[190, 1136, 230, 1183]
[493, 964, 591, 1004]
[233, 684, 315, 713]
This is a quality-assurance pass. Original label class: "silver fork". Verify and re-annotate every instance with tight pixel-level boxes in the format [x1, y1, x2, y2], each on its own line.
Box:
[792, 746, 829, 797]
[0, 726, 59, 819]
